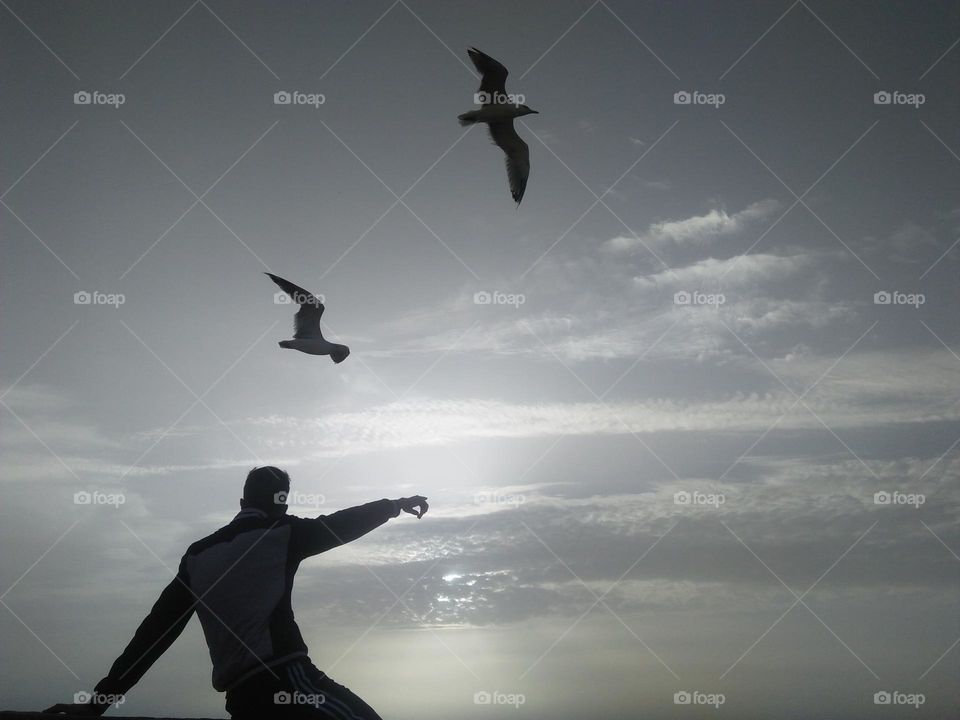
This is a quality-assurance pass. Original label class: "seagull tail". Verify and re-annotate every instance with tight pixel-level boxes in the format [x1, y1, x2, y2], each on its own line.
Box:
[330, 344, 350, 364]
[458, 111, 480, 126]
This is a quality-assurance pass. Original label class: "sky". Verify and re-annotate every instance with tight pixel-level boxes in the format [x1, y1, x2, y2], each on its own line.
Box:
[1, 1, 958, 718]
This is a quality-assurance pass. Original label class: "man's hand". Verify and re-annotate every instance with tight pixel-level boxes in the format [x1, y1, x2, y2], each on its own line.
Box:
[397, 495, 428, 518]
[43, 701, 107, 716]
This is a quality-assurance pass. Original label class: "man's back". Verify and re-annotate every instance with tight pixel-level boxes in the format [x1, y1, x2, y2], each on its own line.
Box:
[91, 499, 403, 699]
[187, 509, 300, 691]
[44, 473, 427, 720]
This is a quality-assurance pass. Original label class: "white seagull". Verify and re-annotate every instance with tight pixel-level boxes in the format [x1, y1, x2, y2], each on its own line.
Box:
[458, 47, 538, 204]
[265, 273, 350, 363]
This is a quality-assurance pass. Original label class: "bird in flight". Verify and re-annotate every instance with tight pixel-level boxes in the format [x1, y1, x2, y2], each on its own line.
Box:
[458, 47, 538, 204]
[265, 273, 350, 363]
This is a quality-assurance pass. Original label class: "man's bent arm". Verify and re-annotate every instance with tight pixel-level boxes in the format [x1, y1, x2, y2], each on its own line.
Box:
[92, 556, 196, 707]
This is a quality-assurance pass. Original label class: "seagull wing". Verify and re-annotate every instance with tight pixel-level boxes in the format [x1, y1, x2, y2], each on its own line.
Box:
[488, 121, 530, 204]
[467, 47, 509, 99]
[292, 304, 323, 339]
[264, 272, 324, 339]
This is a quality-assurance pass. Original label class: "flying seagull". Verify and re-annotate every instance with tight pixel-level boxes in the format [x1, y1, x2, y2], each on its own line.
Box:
[458, 47, 538, 204]
[265, 272, 350, 363]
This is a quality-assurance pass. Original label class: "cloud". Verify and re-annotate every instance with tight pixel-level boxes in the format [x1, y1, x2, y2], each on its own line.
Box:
[0, 385, 121, 482]
[861, 219, 949, 266]
[632, 252, 813, 290]
[605, 199, 781, 252]
[7, 343, 955, 485]
[364, 243, 855, 365]
[290, 447, 960, 627]
[640, 178, 671, 191]
[106, 350, 956, 466]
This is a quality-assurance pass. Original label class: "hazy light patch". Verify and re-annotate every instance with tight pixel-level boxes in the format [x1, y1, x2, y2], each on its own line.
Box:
[233, 386, 960, 457]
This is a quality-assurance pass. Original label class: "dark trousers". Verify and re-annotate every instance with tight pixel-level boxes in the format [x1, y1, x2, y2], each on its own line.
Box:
[225, 657, 384, 719]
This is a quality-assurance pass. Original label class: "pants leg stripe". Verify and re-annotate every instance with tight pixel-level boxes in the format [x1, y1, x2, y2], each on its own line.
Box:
[285, 663, 349, 720]
[291, 662, 364, 720]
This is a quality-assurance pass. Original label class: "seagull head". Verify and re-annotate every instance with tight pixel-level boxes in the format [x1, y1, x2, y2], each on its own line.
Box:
[516, 104, 539, 117]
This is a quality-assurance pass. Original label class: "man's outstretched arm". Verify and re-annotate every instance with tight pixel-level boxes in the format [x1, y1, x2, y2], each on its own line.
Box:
[45, 555, 197, 716]
[292, 495, 428, 558]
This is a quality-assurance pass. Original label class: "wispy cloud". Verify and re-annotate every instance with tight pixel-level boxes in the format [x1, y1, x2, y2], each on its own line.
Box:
[100, 352, 957, 466]
[605, 199, 782, 252]
[633, 252, 813, 290]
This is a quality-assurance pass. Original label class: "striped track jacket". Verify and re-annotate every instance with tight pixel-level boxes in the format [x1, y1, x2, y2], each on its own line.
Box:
[92, 499, 401, 699]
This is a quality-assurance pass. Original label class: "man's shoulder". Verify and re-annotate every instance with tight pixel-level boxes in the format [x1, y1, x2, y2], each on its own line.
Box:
[184, 514, 298, 558]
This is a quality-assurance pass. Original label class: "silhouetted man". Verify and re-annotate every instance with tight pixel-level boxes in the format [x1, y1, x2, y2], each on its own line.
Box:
[46, 466, 428, 719]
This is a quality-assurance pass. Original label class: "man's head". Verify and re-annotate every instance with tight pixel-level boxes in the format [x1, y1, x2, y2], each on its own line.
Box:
[241, 466, 290, 517]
